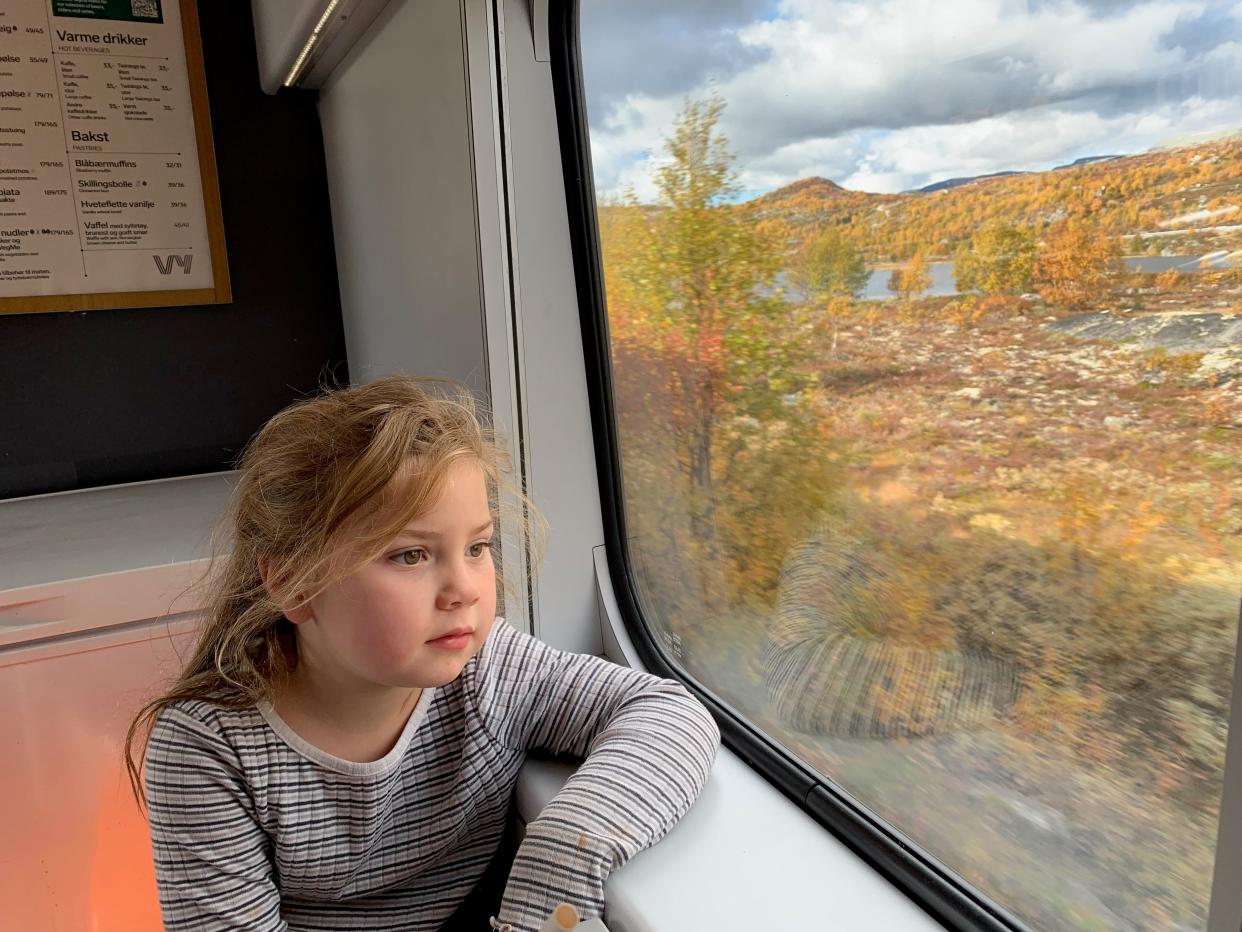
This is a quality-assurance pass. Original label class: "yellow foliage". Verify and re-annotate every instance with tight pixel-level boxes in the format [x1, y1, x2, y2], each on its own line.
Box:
[888, 250, 932, 300]
[1033, 221, 1121, 309]
[1139, 347, 1202, 376]
[944, 297, 985, 329]
[1201, 396, 1234, 427]
[749, 136, 1241, 266]
[1155, 268, 1184, 291]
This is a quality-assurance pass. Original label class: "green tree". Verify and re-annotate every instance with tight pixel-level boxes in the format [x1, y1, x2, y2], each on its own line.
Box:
[599, 95, 839, 630]
[955, 224, 1037, 295]
[610, 96, 789, 529]
[790, 228, 869, 300]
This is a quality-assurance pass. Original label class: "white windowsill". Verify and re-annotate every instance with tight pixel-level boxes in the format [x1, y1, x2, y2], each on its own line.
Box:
[517, 746, 941, 932]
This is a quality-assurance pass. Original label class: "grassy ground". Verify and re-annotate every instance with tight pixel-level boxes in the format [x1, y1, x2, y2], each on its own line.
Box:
[630, 277, 1241, 931]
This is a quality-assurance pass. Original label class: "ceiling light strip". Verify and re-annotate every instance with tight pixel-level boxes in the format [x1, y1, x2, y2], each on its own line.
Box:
[283, 0, 345, 87]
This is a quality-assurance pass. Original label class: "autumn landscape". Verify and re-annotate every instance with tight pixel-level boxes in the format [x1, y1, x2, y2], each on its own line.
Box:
[598, 97, 1241, 931]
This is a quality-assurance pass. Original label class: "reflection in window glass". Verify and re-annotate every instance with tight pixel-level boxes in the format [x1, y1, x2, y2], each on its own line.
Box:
[580, 1, 1242, 928]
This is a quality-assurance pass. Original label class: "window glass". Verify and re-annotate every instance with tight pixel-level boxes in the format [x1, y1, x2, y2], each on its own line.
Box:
[579, 2, 1242, 929]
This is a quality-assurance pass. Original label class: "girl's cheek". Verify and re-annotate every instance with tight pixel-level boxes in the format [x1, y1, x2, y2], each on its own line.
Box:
[351, 609, 418, 662]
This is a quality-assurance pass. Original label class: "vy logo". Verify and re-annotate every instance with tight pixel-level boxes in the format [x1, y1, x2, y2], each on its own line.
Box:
[152, 253, 193, 275]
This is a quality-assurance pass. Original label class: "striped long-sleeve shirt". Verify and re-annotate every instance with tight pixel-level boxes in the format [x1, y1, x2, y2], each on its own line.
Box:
[145, 618, 720, 932]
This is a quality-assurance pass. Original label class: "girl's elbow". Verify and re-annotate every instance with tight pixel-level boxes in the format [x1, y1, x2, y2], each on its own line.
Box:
[659, 678, 722, 758]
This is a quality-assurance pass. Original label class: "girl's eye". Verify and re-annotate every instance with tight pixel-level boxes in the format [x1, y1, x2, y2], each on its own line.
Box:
[393, 548, 428, 566]
[468, 541, 493, 558]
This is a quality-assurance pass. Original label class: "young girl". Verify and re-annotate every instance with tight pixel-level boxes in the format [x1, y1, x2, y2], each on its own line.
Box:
[126, 376, 719, 932]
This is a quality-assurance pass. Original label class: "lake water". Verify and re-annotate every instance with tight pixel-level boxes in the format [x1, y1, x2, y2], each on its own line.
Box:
[861, 261, 958, 300]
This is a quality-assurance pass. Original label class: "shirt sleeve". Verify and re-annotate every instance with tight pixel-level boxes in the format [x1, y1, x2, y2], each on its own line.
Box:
[144, 703, 288, 932]
[474, 621, 720, 932]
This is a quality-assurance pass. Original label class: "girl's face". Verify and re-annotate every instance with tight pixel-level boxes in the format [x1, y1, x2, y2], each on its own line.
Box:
[290, 457, 498, 692]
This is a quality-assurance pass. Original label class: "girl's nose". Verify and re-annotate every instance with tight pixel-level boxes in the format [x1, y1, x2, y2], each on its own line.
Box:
[436, 556, 479, 609]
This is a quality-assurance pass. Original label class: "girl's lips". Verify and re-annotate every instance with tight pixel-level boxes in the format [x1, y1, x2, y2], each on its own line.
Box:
[427, 630, 473, 650]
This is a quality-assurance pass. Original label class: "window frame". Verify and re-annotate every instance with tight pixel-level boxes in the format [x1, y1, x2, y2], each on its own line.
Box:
[544, 2, 1242, 930]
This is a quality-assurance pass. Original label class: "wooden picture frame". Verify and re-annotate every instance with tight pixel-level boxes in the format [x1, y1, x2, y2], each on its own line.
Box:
[0, 0, 230, 315]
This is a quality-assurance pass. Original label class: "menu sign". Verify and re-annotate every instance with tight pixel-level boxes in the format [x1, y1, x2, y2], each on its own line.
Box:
[0, 0, 229, 314]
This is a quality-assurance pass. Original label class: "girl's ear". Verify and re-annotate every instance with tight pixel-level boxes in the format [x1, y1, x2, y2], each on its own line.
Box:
[258, 557, 315, 625]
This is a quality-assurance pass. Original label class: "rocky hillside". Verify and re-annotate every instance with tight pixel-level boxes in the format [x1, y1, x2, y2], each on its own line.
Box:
[746, 136, 1242, 263]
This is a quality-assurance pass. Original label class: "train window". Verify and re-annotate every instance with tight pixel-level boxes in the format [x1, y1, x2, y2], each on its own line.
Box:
[571, 0, 1242, 929]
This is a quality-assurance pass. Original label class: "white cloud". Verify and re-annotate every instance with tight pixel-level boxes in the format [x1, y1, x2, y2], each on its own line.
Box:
[840, 95, 1242, 192]
[588, 93, 683, 201]
[581, 0, 1242, 199]
[720, 0, 1202, 153]
[736, 134, 865, 193]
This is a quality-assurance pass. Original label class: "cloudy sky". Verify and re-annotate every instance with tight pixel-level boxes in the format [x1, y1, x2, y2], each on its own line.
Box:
[579, 0, 1242, 199]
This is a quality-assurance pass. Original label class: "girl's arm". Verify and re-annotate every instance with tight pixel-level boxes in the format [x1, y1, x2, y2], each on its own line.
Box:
[144, 703, 288, 932]
[476, 621, 720, 932]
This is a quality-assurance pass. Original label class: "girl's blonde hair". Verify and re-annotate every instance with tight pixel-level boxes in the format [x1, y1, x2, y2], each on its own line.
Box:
[125, 375, 537, 805]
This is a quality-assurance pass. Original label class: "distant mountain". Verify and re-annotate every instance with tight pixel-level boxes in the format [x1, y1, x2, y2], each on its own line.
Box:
[1055, 154, 1122, 170]
[916, 156, 1124, 194]
[747, 174, 895, 237]
[739, 136, 1241, 261]
[918, 170, 1025, 194]
[751, 176, 848, 204]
